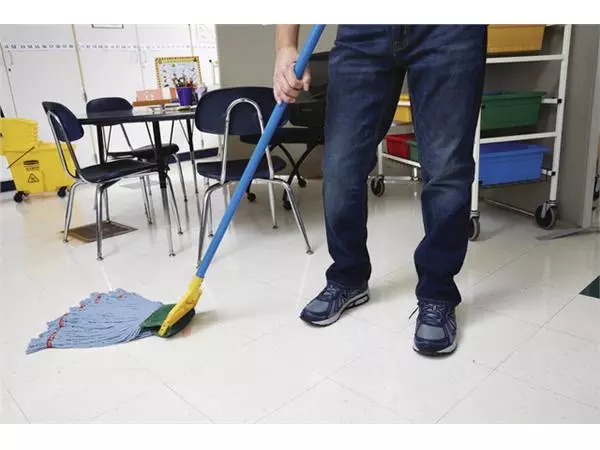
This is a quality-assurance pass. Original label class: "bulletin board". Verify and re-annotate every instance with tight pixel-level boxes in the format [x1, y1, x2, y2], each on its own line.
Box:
[155, 56, 203, 88]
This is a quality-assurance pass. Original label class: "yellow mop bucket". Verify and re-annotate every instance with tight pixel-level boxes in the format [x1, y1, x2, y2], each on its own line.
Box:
[0, 118, 75, 203]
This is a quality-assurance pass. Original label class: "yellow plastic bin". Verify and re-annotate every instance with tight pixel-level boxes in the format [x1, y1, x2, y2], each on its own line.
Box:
[393, 94, 412, 124]
[487, 25, 546, 55]
[0, 118, 75, 203]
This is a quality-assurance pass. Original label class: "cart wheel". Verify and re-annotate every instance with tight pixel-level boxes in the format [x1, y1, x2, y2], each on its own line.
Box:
[247, 192, 257, 202]
[57, 186, 68, 198]
[535, 204, 558, 230]
[371, 176, 385, 197]
[283, 200, 292, 211]
[13, 191, 24, 203]
[298, 178, 307, 188]
[469, 216, 480, 241]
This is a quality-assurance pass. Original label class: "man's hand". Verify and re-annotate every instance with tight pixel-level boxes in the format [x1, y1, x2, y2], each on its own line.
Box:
[273, 47, 311, 104]
[274, 25, 311, 104]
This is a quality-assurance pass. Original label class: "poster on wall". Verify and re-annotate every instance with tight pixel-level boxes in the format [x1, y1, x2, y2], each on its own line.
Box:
[155, 56, 203, 88]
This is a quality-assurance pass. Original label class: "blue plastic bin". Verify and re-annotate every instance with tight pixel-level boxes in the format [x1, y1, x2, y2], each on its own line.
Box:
[479, 142, 547, 186]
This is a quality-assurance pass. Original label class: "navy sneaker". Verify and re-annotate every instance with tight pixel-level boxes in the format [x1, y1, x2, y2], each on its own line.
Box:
[300, 283, 369, 326]
[413, 302, 458, 356]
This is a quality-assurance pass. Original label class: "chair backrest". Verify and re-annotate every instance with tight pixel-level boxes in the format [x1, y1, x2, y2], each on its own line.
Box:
[289, 52, 329, 128]
[195, 87, 285, 136]
[306, 51, 329, 100]
[86, 97, 133, 114]
[86, 97, 139, 151]
[42, 101, 84, 142]
[42, 101, 84, 178]
[195, 87, 286, 184]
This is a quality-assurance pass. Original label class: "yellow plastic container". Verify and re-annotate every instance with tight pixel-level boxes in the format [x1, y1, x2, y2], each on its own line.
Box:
[487, 25, 546, 55]
[393, 94, 412, 124]
[0, 118, 75, 202]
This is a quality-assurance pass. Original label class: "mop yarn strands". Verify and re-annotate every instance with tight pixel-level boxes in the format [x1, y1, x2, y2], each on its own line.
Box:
[26, 289, 164, 354]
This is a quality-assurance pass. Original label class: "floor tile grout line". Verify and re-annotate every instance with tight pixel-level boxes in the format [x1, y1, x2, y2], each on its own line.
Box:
[322, 376, 415, 424]
[85, 388, 152, 424]
[537, 291, 588, 330]
[126, 349, 216, 423]
[326, 340, 494, 424]
[492, 370, 600, 412]
[435, 367, 496, 424]
[6, 388, 31, 424]
[494, 327, 600, 410]
[253, 376, 328, 424]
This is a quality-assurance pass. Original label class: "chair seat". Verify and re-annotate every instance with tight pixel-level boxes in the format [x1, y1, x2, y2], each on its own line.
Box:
[80, 159, 157, 183]
[194, 147, 219, 159]
[131, 143, 180, 161]
[196, 156, 286, 182]
[241, 127, 324, 146]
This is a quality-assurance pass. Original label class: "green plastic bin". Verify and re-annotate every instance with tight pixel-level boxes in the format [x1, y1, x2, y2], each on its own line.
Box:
[408, 140, 419, 162]
[481, 91, 545, 130]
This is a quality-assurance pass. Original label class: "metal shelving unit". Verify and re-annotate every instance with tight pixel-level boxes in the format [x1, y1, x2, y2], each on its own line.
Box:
[372, 25, 572, 240]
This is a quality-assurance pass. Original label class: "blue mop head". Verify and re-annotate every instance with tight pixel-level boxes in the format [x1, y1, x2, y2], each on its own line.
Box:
[26, 289, 163, 354]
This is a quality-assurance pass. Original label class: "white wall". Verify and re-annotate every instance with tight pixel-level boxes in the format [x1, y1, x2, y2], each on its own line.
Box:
[0, 24, 219, 183]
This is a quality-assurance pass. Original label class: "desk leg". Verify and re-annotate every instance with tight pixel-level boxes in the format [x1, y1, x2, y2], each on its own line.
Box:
[96, 125, 105, 164]
[186, 118, 199, 195]
[152, 121, 175, 257]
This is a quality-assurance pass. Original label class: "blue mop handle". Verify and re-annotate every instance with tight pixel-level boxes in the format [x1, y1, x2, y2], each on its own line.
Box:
[196, 24, 326, 278]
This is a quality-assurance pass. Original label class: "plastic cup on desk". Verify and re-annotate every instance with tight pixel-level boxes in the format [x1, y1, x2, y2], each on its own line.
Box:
[176, 87, 193, 106]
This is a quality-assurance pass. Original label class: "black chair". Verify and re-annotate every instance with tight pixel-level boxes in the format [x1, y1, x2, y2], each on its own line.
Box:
[86, 97, 189, 202]
[194, 87, 312, 263]
[43, 101, 182, 260]
[241, 52, 328, 209]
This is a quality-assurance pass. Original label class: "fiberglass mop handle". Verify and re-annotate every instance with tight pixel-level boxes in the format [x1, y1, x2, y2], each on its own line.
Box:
[195, 24, 326, 279]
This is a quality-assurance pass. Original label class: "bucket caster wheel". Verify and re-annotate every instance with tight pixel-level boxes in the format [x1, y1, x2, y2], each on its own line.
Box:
[298, 178, 307, 188]
[469, 216, 480, 241]
[57, 186, 68, 198]
[370, 176, 385, 197]
[246, 192, 256, 202]
[13, 191, 25, 203]
[535, 204, 558, 230]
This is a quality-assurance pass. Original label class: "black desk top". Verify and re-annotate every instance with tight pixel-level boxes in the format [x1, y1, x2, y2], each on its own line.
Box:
[78, 107, 195, 126]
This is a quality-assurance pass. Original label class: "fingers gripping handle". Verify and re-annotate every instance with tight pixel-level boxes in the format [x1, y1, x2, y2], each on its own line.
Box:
[195, 25, 325, 279]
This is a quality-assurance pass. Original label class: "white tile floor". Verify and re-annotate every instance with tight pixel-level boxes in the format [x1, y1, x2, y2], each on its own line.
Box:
[1, 164, 599, 424]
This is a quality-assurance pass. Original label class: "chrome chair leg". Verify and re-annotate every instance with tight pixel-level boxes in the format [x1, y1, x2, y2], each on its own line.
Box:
[270, 179, 313, 254]
[159, 180, 175, 257]
[140, 176, 153, 225]
[63, 181, 82, 242]
[173, 153, 188, 202]
[207, 181, 215, 237]
[95, 184, 105, 261]
[166, 174, 183, 235]
[267, 181, 277, 229]
[198, 183, 224, 265]
[103, 188, 111, 223]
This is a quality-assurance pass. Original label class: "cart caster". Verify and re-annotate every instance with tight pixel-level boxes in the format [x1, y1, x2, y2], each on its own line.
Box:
[371, 176, 385, 197]
[469, 216, 480, 241]
[13, 191, 25, 203]
[57, 186, 68, 198]
[246, 192, 256, 202]
[535, 204, 558, 230]
[283, 200, 292, 211]
[298, 178, 307, 188]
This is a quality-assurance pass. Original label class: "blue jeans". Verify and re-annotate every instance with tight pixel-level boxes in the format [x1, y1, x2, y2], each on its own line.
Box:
[323, 25, 486, 307]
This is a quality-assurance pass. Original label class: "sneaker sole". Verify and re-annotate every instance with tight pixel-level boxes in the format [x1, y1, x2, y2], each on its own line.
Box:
[412, 338, 458, 357]
[300, 289, 370, 327]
